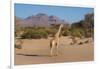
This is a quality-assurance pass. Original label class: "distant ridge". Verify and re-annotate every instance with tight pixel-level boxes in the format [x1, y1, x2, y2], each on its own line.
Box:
[15, 13, 69, 27]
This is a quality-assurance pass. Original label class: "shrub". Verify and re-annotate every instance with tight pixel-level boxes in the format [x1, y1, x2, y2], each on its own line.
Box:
[21, 29, 48, 39]
[45, 28, 57, 37]
[38, 29, 48, 38]
[71, 28, 84, 38]
[62, 30, 71, 36]
[15, 44, 22, 49]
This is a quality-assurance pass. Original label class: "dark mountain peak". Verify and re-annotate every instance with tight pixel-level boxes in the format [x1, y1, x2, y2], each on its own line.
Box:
[36, 13, 48, 16]
[49, 15, 59, 20]
[25, 15, 35, 20]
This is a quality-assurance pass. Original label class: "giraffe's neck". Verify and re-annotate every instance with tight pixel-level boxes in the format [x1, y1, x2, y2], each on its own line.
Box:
[55, 25, 62, 38]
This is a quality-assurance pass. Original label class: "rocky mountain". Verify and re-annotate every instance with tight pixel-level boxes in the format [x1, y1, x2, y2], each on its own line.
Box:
[24, 13, 49, 27]
[15, 13, 68, 27]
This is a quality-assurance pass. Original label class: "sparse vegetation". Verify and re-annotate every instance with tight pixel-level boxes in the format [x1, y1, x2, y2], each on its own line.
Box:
[15, 13, 94, 39]
[21, 29, 48, 39]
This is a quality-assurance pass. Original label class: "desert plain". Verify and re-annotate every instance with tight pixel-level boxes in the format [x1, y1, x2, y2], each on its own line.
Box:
[15, 36, 94, 65]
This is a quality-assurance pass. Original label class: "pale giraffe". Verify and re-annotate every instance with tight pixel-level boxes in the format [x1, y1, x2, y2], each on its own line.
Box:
[50, 24, 63, 56]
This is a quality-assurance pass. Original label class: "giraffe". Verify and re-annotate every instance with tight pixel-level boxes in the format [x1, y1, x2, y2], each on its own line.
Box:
[50, 24, 63, 56]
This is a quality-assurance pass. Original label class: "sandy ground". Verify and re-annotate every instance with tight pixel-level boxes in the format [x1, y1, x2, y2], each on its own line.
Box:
[15, 36, 94, 65]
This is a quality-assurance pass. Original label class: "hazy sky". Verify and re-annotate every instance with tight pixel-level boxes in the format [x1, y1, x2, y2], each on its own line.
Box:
[15, 3, 94, 23]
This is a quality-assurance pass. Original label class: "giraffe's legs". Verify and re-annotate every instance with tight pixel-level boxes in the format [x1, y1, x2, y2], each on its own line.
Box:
[50, 48, 53, 56]
[50, 42, 54, 56]
[55, 39, 59, 56]
[56, 42, 59, 56]
[50, 40, 59, 56]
